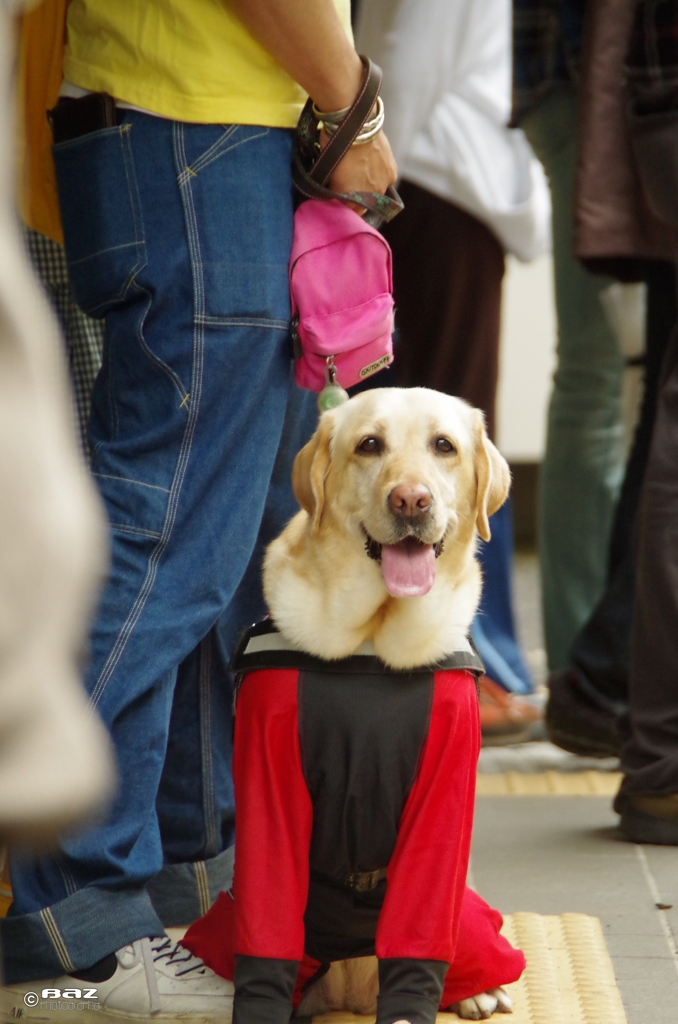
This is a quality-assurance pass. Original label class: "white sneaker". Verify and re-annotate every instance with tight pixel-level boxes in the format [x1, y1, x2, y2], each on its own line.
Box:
[0, 937, 234, 1022]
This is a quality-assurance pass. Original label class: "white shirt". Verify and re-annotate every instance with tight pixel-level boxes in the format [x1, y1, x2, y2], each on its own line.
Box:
[356, 0, 551, 261]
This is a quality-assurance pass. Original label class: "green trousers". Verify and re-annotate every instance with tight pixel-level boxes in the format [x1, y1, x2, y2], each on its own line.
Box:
[521, 86, 626, 671]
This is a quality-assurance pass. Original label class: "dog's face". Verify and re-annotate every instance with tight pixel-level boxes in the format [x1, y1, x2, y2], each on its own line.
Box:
[292, 388, 510, 598]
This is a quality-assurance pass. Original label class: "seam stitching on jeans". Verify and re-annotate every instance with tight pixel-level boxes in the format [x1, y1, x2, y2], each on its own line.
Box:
[93, 473, 171, 493]
[196, 315, 289, 330]
[199, 637, 218, 857]
[179, 125, 237, 180]
[51, 124, 122, 153]
[194, 861, 212, 917]
[191, 127, 270, 177]
[71, 129, 147, 319]
[110, 523, 162, 540]
[57, 860, 78, 897]
[40, 909, 75, 973]
[131, 282, 188, 404]
[120, 123, 146, 257]
[88, 124, 206, 711]
[67, 241, 141, 266]
[105, 318, 119, 441]
[178, 126, 269, 185]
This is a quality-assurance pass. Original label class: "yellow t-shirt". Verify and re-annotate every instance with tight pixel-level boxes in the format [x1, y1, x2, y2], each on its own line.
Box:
[64, 0, 352, 127]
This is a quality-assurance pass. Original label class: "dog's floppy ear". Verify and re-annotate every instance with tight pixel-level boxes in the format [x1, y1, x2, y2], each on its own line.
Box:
[473, 410, 511, 542]
[292, 415, 334, 535]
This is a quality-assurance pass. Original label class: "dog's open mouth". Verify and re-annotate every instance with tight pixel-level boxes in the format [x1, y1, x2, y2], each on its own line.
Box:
[363, 529, 444, 598]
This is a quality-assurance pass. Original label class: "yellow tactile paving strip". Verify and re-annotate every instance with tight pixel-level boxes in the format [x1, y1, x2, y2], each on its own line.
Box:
[313, 913, 627, 1024]
[476, 771, 622, 796]
[498, 913, 628, 1024]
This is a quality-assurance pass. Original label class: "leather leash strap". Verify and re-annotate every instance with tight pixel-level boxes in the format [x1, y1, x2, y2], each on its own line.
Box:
[292, 56, 403, 227]
[311, 56, 382, 185]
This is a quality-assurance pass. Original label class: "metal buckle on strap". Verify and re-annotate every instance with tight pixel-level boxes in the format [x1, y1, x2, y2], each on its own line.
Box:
[345, 867, 387, 892]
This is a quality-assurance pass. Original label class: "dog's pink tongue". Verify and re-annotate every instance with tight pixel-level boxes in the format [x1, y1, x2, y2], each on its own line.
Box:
[380, 538, 436, 597]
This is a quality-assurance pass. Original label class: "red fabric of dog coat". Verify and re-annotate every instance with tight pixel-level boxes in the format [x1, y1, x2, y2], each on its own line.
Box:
[182, 624, 525, 1008]
[184, 885, 524, 1007]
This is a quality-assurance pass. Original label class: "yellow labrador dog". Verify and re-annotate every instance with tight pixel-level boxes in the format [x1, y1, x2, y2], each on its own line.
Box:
[264, 387, 510, 670]
[262, 387, 513, 1022]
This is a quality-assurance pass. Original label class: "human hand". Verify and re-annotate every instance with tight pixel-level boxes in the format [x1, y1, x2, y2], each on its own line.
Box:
[323, 128, 398, 203]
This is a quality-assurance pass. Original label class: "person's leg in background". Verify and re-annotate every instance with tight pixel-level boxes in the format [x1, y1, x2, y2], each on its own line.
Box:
[149, 381, 319, 926]
[21, 222, 237, 931]
[613, 13, 678, 838]
[520, 85, 626, 672]
[473, 503, 534, 697]
[2, 115, 295, 982]
[21, 177, 320, 938]
[547, 261, 676, 756]
[382, 179, 540, 741]
[616, 311, 678, 840]
[212, 381, 319, 659]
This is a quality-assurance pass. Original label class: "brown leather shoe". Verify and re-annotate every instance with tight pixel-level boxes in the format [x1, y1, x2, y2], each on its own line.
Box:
[614, 790, 678, 845]
[479, 676, 544, 747]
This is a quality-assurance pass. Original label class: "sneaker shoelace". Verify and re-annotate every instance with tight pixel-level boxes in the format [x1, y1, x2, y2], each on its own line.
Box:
[116, 936, 211, 1014]
[150, 936, 211, 978]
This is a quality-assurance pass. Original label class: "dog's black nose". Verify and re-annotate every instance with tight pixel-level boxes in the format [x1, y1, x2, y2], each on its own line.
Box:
[388, 484, 431, 518]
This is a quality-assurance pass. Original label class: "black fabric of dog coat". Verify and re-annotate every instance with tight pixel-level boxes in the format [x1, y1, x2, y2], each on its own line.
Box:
[230, 620, 484, 1024]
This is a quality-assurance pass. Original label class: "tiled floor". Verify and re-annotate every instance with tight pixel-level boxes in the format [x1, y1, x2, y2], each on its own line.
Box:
[471, 552, 678, 1023]
[472, 798, 678, 1024]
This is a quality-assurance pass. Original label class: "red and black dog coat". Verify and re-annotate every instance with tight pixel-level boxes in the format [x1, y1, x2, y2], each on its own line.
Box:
[183, 620, 525, 1024]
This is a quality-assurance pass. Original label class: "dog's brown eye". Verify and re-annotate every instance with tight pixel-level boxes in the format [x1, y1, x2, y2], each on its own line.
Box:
[434, 437, 456, 454]
[356, 436, 382, 455]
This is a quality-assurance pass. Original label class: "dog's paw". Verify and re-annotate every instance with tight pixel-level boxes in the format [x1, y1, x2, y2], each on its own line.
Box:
[447, 986, 513, 1020]
[488, 988, 513, 1013]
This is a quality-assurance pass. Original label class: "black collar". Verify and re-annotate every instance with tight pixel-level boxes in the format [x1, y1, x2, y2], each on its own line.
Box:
[231, 618, 484, 678]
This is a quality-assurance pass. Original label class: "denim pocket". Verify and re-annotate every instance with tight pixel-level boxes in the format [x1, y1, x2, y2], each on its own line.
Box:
[53, 124, 147, 317]
[182, 125, 294, 322]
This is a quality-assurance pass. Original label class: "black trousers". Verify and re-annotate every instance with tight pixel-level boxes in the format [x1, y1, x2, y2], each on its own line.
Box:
[382, 179, 505, 440]
[569, 262, 676, 713]
[617, 88, 678, 793]
[619, 269, 678, 793]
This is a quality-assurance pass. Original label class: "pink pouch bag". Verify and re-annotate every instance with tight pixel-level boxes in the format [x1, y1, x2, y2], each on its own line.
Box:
[290, 199, 394, 393]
